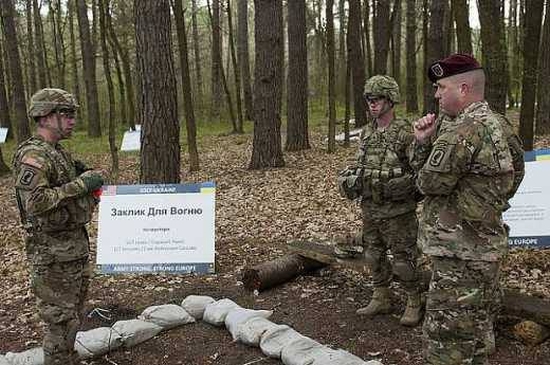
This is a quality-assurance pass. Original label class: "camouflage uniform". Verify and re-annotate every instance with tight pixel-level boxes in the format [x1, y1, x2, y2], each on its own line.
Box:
[13, 89, 100, 365]
[338, 76, 422, 324]
[412, 101, 521, 365]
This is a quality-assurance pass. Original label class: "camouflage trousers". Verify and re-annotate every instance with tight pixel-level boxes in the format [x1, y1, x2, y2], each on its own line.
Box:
[423, 256, 501, 365]
[362, 210, 420, 293]
[31, 256, 91, 365]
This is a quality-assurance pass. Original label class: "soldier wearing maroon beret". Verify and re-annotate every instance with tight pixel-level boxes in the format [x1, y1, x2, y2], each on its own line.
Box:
[410, 54, 524, 364]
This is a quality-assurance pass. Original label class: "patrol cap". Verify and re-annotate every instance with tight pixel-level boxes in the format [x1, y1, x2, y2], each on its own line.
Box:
[428, 54, 482, 83]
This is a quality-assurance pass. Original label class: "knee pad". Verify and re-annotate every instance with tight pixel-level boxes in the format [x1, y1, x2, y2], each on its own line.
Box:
[393, 259, 416, 282]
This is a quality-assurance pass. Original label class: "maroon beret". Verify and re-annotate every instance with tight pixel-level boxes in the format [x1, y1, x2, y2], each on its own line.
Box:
[428, 54, 482, 83]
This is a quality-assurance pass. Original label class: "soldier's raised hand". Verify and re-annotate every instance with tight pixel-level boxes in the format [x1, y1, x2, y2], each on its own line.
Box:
[413, 113, 437, 144]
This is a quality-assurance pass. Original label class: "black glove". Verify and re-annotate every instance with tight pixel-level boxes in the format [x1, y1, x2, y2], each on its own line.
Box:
[79, 170, 104, 192]
[74, 159, 92, 175]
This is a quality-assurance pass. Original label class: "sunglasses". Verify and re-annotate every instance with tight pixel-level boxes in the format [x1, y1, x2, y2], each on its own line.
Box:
[57, 109, 76, 118]
[365, 95, 386, 104]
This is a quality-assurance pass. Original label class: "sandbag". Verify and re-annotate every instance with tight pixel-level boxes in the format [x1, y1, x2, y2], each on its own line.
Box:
[281, 336, 323, 365]
[74, 327, 123, 359]
[0, 354, 10, 365]
[181, 295, 216, 320]
[111, 319, 163, 348]
[225, 308, 273, 341]
[202, 298, 242, 326]
[236, 316, 280, 346]
[259, 325, 305, 359]
[138, 304, 195, 329]
[5, 348, 44, 365]
[308, 347, 371, 365]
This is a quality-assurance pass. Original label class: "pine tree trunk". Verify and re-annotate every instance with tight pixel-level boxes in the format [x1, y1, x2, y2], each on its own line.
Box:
[191, 0, 204, 109]
[535, 1, 550, 135]
[478, 0, 509, 114]
[210, 0, 223, 120]
[391, 0, 402, 86]
[1, 0, 30, 143]
[0, 146, 10, 176]
[373, 0, 391, 74]
[363, 0, 373, 77]
[32, 0, 47, 88]
[338, 0, 347, 99]
[227, 0, 244, 133]
[286, 0, 309, 152]
[136, 0, 180, 183]
[327, 0, 336, 153]
[348, 0, 367, 127]
[509, 0, 519, 108]
[405, 0, 418, 113]
[98, 0, 118, 180]
[173, 0, 200, 172]
[25, 1, 36, 94]
[68, 0, 82, 110]
[451, 0, 472, 54]
[249, 0, 285, 169]
[519, 0, 544, 150]
[76, 0, 102, 137]
[0, 38, 12, 139]
[237, 0, 253, 121]
[50, 0, 65, 88]
[423, 0, 447, 114]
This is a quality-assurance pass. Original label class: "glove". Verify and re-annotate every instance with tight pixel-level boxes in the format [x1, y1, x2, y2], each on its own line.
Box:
[79, 170, 104, 192]
[74, 159, 92, 175]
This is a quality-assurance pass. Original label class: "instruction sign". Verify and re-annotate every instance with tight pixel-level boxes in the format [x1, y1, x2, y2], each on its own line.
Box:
[120, 125, 141, 151]
[96, 182, 215, 274]
[504, 151, 550, 248]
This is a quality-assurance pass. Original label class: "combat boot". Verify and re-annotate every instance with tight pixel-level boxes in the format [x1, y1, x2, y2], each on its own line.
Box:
[356, 287, 392, 317]
[399, 292, 423, 326]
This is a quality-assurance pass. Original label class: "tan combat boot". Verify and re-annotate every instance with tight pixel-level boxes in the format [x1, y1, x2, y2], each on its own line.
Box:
[356, 287, 392, 317]
[399, 292, 423, 326]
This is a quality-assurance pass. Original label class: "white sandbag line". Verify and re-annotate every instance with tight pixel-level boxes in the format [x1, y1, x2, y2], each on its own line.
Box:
[200, 297, 385, 365]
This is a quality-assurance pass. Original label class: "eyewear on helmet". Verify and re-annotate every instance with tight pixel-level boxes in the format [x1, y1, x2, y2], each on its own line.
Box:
[56, 108, 76, 119]
[364, 95, 386, 104]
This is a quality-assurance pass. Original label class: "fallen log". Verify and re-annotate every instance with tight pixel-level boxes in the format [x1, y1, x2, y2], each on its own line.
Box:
[241, 240, 550, 330]
[241, 253, 326, 291]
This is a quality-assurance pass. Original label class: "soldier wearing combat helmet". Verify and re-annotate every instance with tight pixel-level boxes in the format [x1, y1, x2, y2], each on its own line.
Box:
[13, 88, 104, 365]
[337, 75, 423, 327]
[411, 54, 524, 364]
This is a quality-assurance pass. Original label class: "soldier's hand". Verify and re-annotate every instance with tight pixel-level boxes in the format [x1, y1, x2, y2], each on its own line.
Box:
[79, 170, 104, 192]
[413, 113, 436, 144]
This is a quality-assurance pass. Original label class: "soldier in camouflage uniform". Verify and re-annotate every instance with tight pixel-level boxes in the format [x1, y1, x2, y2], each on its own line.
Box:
[338, 75, 423, 327]
[13, 88, 104, 365]
[411, 54, 524, 364]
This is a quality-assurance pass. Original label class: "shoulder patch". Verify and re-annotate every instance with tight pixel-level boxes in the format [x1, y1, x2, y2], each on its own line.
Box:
[17, 165, 40, 187]
[426, 142, 453, 172]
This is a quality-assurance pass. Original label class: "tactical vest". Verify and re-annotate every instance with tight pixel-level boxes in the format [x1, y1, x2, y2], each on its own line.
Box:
[358, 118, 416, 204]
[14, 137, 94, 232]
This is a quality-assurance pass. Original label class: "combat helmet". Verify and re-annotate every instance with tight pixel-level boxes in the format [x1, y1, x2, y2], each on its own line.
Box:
[27, 88, 79, 118]
[364, 75, 400, 104]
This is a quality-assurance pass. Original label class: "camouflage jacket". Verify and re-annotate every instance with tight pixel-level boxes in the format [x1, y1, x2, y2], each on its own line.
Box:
[357, 117, 419, 218]
[13, 135, 94, 263]
[413, 101, 515, 261]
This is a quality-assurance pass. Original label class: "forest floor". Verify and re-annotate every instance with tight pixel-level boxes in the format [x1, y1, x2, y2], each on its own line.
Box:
[1, 124, 550, 365]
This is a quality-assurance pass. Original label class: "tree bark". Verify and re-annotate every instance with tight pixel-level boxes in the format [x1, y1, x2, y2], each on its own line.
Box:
[535, 1, 550, 135]
[249, 0, 285, 169]
[478, 0, 509, 114]
[405, 0, 418, 113]
[423, 0, 447, 114]
[136, 0, 180, 183]
[390, 0, 402, 86]
[191, 0, 204, 110]
[173, 0, 200, 172]
[286, 0, 309, 152]
[227, 0, 244, 133]
[519, 0, 544, 151]
[0, 37, 12, 139]
[98, 0, 118, 180]
[338, 0, 347, 99]
[68, 0, 82, 111]
[76, 0, 102, 137]
[451, 0, 472, 54]
[32, 0, 47, 88]
[210, 0, 223, 120]
[1, 0, 30, 143]
[237, 0, 253, 120]
[327, 0, 336, 153]
[363, 0, 373, 77]
[348, 0, 367, 127]
[49, 0, 65, 88]
[25, 1, 36, 94]
[373, 0, 391, 75]
[0, 145, 9, 176]
[509, 0, 520, 108]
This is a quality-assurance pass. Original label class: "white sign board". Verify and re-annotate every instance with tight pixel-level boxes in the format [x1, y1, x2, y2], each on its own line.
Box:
[96, 183, 215, 274]
[504, 160, 550, 248]
[0, 127, 8, 144]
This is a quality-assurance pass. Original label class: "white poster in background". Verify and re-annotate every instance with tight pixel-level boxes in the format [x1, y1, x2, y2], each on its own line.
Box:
[120, 124, 141, 151]
[96, 183, 215, 274]
[504, 161, 550, 248]
[0, 127, 8, 143]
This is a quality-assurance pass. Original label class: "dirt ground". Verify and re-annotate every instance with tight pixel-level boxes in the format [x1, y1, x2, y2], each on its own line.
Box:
[1, 131, 550, 365]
